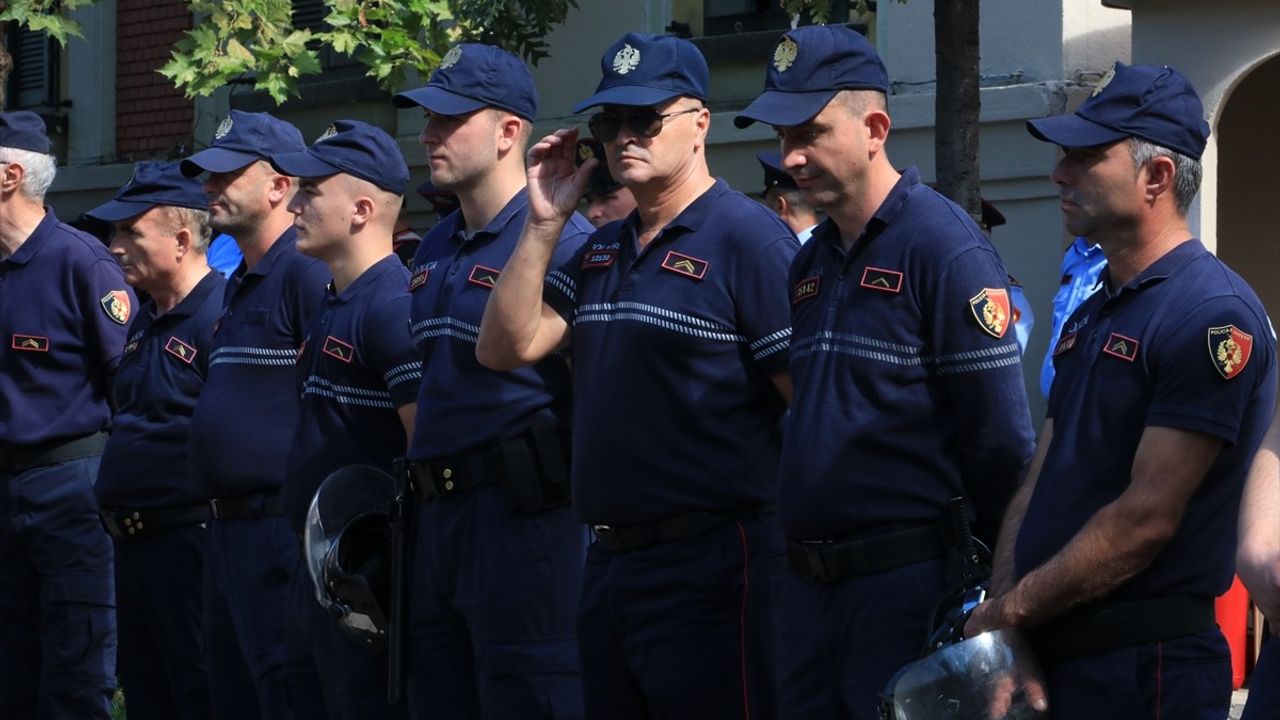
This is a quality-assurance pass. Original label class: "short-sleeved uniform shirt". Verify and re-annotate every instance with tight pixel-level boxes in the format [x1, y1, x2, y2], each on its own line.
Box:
[1016, 239, 1277, 600]
[779, 168, 1035, 543]
[97, 270, 226, 509]
[0, 209, 135, 445]
[543, 179, 798, 526]
[282, 255, 420, 531]
[189, 229, 329, 499]
[407, 189, 592, 460]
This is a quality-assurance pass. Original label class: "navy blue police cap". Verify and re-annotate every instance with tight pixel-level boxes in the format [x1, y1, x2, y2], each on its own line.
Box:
[573, 33, 709, 113]
[269, 120, 410, 195]
[735, 24, 889, 129]
[393, 44, 538, 122]
[181, 110, 306, 177]
[757, 151, 797, 192]
[0, 111, 51, 154]
[87, 161, 210, 223]
[1027, 62, 1210, 159]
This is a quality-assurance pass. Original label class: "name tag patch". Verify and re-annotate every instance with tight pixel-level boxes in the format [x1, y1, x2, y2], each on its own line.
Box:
[11, 334, 49, 352]
[860, 267, 903, 293]
[409, 267, 429, 292]
[164, 336, 197, 365]
[793, 276, 821, 305]
[660, 251, 709, 280]
[468, 265, 501, 289]
[323, 336, 354, 363]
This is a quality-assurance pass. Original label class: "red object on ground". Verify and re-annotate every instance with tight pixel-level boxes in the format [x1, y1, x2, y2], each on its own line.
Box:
[1217, 575, 1249, 689]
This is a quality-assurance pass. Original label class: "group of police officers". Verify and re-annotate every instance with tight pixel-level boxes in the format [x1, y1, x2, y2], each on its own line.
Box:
[0, 20, 1276, 720]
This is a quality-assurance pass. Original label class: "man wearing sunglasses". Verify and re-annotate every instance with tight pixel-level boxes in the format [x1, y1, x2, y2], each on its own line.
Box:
[478, 31, 798, 719]
[735, 25, 1035, 719]
[391, 44, 594, 719]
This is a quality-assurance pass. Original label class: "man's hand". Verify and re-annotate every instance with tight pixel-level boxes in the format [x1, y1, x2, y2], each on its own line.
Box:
[965, 595, 1017, 638]
[526, 128, 597, 226]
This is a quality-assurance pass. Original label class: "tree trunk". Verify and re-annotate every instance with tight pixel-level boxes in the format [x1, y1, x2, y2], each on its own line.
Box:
[934, 0, 980, 221]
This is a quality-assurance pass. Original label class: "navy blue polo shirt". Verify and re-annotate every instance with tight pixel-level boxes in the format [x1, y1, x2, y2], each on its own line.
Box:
[189, 228, 329, 499]
[0, 209, 135, 446]
[543, 179, 798, 525]
[1016, 239, 1276, 600]
[778, 168, 1035, 542]
[97, 270, 226, 508]
[407, 189, 592, 459]
[282, 255, 420, 531]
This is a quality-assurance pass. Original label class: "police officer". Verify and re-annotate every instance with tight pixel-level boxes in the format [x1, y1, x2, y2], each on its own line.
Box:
[390, 44, 592, 718]
[1240, 403, 1279, 720]
[576, 139, 636, 228]
[0, 111, 132, 719]
[478, 32, 798, 718]
[271, 121, 417, 719]
[735, 25, 1035, 719]
[182, 110, 330, 719]
[756, 151, 820, 243]
[967, 63, 1278, 719]
[89, 161, 223, 720]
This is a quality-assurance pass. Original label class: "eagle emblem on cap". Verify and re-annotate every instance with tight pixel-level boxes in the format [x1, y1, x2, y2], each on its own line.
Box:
[317, 124, 338, 141]
[774, 37, 798, 72]
[612, 44, 640, 75]
[1091, 65, 1117, 97]
[214, 115, 233, 139]
[440, 46, 462, 70]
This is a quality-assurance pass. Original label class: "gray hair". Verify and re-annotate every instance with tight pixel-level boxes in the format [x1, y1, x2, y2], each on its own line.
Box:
[1128, 137, 1201, 215]
[0, 146, 57, 199]
[163, 205, 213, 253]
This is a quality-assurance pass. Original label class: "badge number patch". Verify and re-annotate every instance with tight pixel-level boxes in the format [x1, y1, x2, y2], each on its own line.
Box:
[582, 249, 617, 270]
[968, 288, 1010, 339]
[1208, 325, 1253, 380]
[467, 265, 501, 289]
[1052, 332, 1077, 357]
[322, 336, 354, 363]
[100, 290, 132, 325]
[793, 276, 820, 305]
[164, 336, 197, 365]
[860, 267, 903, 293]
[409, 267, 429, 292]
[1102, 332, 1139, 362]
[661, 251, 709, 280]
[11, 334, 49, 352]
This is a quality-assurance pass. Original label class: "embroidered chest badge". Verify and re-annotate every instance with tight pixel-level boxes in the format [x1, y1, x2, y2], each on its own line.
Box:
[164, 336, 197, 365]
[409, 266, 430, 292]
[11, 334, 49, 352]
[100, 290, 132, 325]
[581, 248, 618, 270]
[1053, 332, 1077, 357]
[323, 336, 354, 363]
[468, 265, 501, 289]
[1208, 325, 1253, 380]
[661, 251, 709, 280]
[1102, 332, 1139, 362]
[968, 288, 1010, 339]
[793, 276, 821, 305]
[859, 267, 903, 293]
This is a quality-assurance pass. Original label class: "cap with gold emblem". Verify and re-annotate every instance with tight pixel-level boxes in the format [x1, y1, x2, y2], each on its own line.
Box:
[269, 119, 409, 195]
[572, 32, 709, 113]
[392, 43, 538, 122]
[180, 109, 306, 177]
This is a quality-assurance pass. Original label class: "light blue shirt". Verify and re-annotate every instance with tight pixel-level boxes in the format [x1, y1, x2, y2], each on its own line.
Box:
[1040, 237, 1108, 398]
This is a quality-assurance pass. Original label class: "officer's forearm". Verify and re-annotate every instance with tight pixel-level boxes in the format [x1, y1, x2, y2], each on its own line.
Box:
[1239, 401, 1280, 622]
[989, 421, 1051, 596]
[476, 218, 566, 371]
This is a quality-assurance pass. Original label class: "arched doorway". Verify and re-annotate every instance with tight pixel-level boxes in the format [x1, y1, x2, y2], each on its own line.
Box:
[1216, 53, 1280, 322]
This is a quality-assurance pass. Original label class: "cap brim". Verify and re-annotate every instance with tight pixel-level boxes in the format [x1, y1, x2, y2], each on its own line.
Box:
[269, 151, 341, 180]
[572, 86, 684, 114]
[85, 199, 151, 223]
[180, 147, 261, 177]
[1026, 114, 1129, 149]
[734, 90, 839, 129]
[393, 86, 488, 116]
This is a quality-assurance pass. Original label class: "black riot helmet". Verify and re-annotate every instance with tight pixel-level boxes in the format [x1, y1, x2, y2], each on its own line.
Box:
[304, 465, 398, 651]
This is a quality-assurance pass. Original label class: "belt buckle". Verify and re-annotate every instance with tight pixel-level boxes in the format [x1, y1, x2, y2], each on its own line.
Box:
[209, 498, 224, 520]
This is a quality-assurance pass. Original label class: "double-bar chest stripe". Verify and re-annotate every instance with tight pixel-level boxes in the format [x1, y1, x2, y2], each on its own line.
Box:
[936, 354, 1022, 375]
[575, 301, 746, 344]
[210, 345, 298, 367]
[383, 362, 423, 388]
[411, 316, 480, 345]
[302, 380, 395, 409]
[547, 270, 577, 305]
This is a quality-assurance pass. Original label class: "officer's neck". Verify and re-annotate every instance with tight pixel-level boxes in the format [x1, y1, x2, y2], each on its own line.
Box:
[828, 157, 900, 253]
[458, 164, 526, 235]
[327, 231, 394, 294]
[1095, 212, 1193, 289]
[631, 164, 715, 250]
[152, 262, 212, 314]
[236, 210, 296, 270]
[0, 197, 47, 258]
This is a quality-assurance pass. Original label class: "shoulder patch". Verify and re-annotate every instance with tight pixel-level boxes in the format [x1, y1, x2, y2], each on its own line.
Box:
[467, 264, 501, 289]
[968, 288, 1010, 339]
[661, 251, 709, 280]
[100, 290, 132, 325]
[11, 334, 49, 352]
[1102, 332, 1139, 362]
[793, 275, 821, 305]
[1208, 325, 1253, 380]
[164, 336, 198, 365]
[859, 267, 903, 293]
[322, 336, 354, 363]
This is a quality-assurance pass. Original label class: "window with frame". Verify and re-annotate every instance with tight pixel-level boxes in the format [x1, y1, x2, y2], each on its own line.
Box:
[5, 27, 58, 110]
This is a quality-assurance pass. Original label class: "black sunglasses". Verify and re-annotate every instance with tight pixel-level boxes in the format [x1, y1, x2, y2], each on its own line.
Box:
[587, 107, 701, 142]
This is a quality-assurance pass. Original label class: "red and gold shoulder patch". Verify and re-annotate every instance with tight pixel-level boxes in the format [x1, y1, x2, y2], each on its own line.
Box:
[164, 336, 197, 365]
[1208, 325, 1253, 380]
[467, 265, 501, 289]
[100, 290, 132, 325]
[860, 267, 903, 293]
[968, 288, 1010, 339]
[323, 336, 354, 363]
[793, 276, 821, 305]
[1102, 332, 1139, 362]
[11, 334, 49, 352]
[661, 251, 709, 280]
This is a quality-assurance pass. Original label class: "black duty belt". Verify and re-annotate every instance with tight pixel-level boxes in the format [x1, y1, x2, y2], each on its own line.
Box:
[405, 423, 568, 505]
[787, 524, 948, 582]
[591, 507, 764, 553]
[0, 432, 109, 473]
[209, 492, 282, 520]
[1030, 595, 1216, 664]
[101, 503, 209, 540]
[406, 452, 500, 501]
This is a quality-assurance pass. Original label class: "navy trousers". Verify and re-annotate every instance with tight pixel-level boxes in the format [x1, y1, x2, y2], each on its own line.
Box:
[1242, 631, 1278, 720]
[775, 557, 949, 720]
[204, 514, 294, 720]
[0, 456, 118, 720]
[406, 485, 587, 720]
[284, 550, 407, 719]
[577, 517, 782, 720]
[115, 523, 210, 720]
